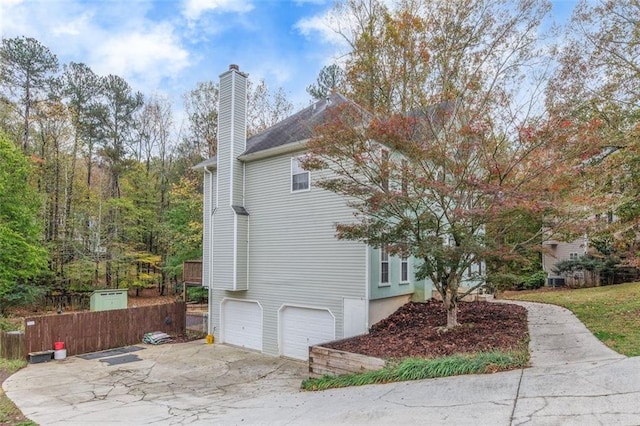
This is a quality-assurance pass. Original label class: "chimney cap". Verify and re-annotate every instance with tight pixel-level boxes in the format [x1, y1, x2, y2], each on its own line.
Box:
[229, 64, 239, 71]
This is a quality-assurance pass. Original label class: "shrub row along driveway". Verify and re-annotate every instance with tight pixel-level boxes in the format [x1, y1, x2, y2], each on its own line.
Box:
[4, 301, 640, 425]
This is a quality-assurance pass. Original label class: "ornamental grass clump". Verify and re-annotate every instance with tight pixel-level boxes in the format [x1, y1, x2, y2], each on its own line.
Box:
[302, 350, 528, 391]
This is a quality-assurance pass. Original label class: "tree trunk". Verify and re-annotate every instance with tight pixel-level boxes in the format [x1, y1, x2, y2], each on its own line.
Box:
[23, 79, 31, 154]
[62, 131, 79, 277]
[106, 260, 111, 287]
[444, 291, 458, 328]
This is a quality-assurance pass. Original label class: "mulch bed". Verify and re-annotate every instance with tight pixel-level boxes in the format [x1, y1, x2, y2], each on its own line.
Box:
[324, 300, 528, 359]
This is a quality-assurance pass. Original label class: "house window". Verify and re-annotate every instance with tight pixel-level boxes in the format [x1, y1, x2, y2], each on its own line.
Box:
[291, 157, 310, 192]
[569, 252, 579, 261]
[380, 247, 389, 284]
[401, 256, 409, 282]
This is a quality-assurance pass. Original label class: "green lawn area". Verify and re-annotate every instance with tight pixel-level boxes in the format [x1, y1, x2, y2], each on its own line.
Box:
[504, 282, 640, 357]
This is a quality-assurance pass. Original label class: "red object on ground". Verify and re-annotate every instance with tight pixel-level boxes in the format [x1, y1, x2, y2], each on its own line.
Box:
[54, 341, 65, 350]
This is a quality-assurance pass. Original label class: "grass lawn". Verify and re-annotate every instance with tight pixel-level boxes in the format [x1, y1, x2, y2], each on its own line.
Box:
[504, 281, 640, 357]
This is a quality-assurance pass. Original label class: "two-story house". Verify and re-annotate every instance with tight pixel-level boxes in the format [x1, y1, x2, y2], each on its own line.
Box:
[194, 65, 433, 361]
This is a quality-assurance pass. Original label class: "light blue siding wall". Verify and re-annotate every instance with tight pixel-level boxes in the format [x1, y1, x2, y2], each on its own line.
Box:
[210, 153, 367, 356]
[368, 247, 416, 300]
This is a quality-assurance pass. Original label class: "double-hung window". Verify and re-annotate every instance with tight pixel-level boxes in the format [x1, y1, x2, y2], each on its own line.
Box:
[400, 256, 409, 282]
[380, 246, 389, 284]
[291, 157, 310, 192]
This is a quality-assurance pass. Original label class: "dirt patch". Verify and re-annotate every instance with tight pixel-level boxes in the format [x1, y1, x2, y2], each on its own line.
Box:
[324, 300, 528, 360]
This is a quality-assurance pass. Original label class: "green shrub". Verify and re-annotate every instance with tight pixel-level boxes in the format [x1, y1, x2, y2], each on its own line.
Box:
[485, 272, 522, 292]
[520, 271, 547, 290]
[0, 316, 22, 332]
[187, 286, 208, 303]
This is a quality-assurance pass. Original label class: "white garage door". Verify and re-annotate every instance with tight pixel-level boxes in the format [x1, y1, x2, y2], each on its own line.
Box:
[221, 300, 262, 351]
[280, 306, 335, 360]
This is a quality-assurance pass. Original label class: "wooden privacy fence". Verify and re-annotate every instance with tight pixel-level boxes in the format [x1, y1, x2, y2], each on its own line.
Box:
[22, 302, 186, 357]
[0, 331, 25, 360]
[186, 311, 208, 333]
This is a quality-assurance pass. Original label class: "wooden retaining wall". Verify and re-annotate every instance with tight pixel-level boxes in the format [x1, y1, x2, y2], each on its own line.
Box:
[22, 302, 186, 358]
[309, 346, 386, 377]
[0, 331, 26, 360]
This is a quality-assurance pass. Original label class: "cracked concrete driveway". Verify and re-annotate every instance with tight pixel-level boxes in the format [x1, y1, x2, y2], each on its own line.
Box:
[4, 301, 640, 425]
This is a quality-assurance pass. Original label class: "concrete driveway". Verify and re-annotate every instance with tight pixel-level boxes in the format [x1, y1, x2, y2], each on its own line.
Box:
[4, 301, 640, 425]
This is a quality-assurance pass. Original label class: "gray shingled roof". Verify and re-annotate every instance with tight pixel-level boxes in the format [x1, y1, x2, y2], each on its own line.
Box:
[193, 95, 459, 169]
[193, 92, 353, 170]
[243, 92, 350, 155]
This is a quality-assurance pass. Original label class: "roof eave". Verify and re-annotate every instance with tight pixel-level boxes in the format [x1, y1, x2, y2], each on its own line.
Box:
[192, 157, 218, 171]
[238, 139, 309, 162]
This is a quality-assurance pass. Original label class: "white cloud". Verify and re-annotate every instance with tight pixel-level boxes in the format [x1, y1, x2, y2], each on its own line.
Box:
[51, 11, 94, 36]
[0, 0, 23, 6]
[182, 0, 254, 21]
[90, 23, 190, 89]
[295, 7, 349, 47]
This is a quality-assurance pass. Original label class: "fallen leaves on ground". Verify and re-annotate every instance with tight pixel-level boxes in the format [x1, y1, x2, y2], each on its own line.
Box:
[325, 300, 528, 359]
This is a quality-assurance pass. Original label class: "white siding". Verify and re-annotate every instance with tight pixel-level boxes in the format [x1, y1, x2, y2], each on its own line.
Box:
[210, 152, 367, 357]
[213, 83, 234, 288]
[235, 214, 249, 289]
[212, 207, 234, 289]
[343, 298, 367, 338]
[213, 67, 248, 291]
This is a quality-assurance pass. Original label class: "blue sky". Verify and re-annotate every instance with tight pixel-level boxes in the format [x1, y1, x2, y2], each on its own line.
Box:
[0, 0, 578, 124]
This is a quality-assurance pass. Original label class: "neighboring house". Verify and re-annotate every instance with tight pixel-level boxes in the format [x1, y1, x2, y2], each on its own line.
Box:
[194, 65, 434, 361]
[543, 148, 624, 287]
[542, 236, 588, 286]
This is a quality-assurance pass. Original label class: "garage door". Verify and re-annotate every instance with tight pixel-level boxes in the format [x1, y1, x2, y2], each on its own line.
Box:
[280, 306, 335, 360]
[221, 300, 262, 351]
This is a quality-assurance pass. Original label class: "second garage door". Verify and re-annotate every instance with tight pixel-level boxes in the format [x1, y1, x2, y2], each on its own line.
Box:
[221, 299, 262, 351]
[280, 306, 335, 360]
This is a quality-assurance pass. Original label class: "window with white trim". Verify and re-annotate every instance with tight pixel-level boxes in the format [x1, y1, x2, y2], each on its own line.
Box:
[380, 247, 389, 284]
[401, 255, 409, 282]
[569, 252, 579, 261]
[291, 157, 310, 192]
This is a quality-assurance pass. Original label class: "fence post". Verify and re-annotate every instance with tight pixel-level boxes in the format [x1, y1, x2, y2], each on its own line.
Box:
[0, 330, 26, 360]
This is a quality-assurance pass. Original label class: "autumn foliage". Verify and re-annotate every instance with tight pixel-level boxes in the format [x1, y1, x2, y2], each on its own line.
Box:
[304, 0, 604, 327]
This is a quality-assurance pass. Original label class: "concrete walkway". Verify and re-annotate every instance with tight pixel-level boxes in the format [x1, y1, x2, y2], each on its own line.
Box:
[4, 301, 640, 425]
